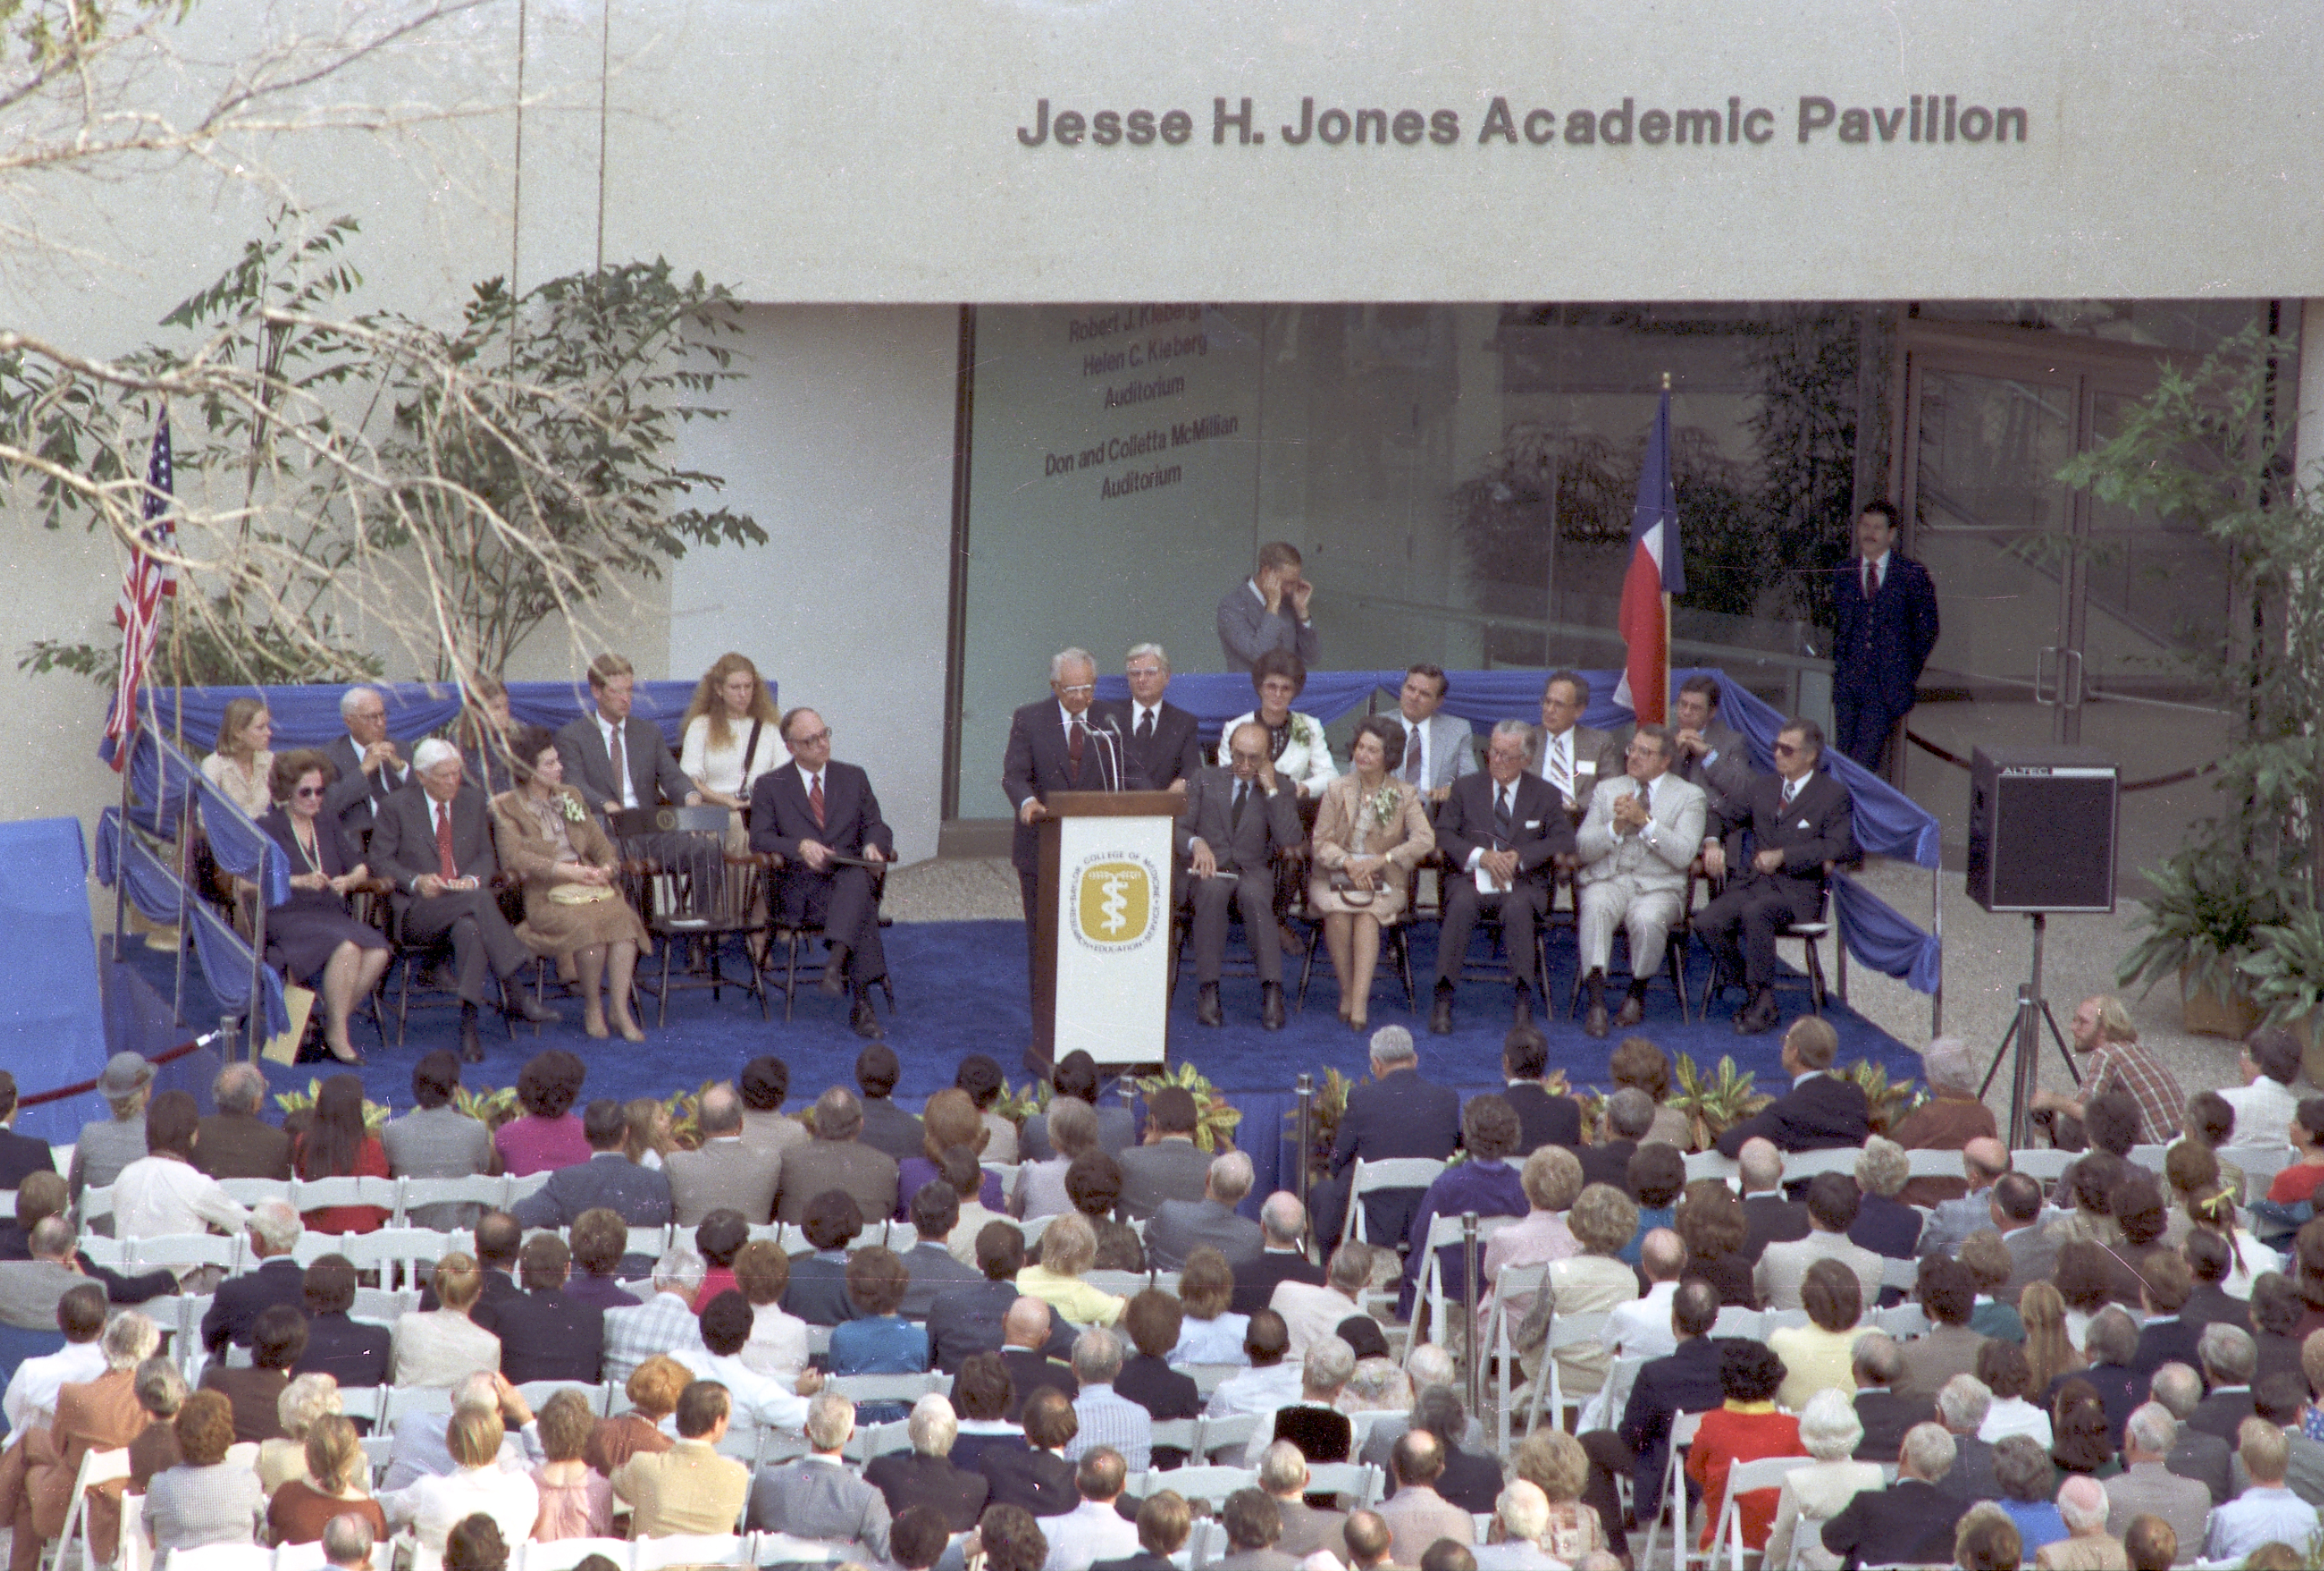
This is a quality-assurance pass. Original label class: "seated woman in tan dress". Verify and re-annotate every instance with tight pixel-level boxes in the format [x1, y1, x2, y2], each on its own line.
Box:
[1308, 715, 1434, 1030]
[490, 725, 653, 1041]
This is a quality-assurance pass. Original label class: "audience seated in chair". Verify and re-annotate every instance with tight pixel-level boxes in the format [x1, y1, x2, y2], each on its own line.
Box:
[202, 1302, 307, 1443]
[147, 1388, 269, 1560]
[394, 1251, 502, 1389]
[1146, 1151, 1263, 1274]
[296, 1254, 393, 1390]
[677, 1290, 818, 1436]
[748, 1389, 894, 1554]
[865, 1393, 990, 1531]
[270, 1414, 387, 1547]
[379, 1050, 498, 1232]
[0, 1303, 161, 1571]
[979, 1386, 1080, 1518]
[198, 1063, 294, 1182]
[511, 1098, 674, 1230]
[777, 1087, 901, 1226]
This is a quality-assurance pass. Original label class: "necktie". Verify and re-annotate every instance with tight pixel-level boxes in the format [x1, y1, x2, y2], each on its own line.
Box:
[1136, 710, 1154, 742]
[610, 723, 630, 807]
[1783, 779, 1798, 807]
[434, 803, 457, 881]
[1068, 719, 1086, 775]
[809, 773, 826, 829]
[1404, 730, 1423, 786]
[1864, 558, 1879, 601]
[1547, 736, 1571, 805]
[1231, 782, 1248, 832]
[1493, 786, 1512, 843]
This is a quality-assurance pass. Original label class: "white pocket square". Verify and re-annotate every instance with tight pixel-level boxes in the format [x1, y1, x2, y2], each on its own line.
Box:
[1797, 819, 1811, 829]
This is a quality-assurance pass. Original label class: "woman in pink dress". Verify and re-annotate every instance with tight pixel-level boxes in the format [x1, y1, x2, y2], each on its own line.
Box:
[492, 1050, 591, 1176]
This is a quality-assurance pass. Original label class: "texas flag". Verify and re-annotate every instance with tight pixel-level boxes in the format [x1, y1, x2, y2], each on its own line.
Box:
[1614, 386, 1684, 724]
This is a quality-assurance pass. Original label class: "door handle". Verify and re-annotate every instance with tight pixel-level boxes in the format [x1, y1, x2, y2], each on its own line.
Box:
[2034, 646, 2057, 706]
[2061, 648, 2084, 710]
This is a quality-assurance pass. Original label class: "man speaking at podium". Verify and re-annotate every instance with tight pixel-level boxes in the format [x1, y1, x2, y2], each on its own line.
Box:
[1003, 647, 1149, 1071]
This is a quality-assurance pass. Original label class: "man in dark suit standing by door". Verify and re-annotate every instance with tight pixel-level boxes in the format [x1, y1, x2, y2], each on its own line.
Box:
[368, 739, 556, 1060]
[1691, 717, 1856, 1034]
[553, 653, 719, 906]
[1002, 648, 1146, 1072]
[1429, 720, 1572, 1035]
[1175, 720, 1301, 1031]
[1098, 643, 1203, 796]
[1830, 500, 1940, 774]
[749, 706, 893, 1040]
[320, 685, 410, 846]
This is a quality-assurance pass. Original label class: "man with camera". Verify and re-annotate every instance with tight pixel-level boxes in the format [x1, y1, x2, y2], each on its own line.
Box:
[1217, 542, 1319, 673]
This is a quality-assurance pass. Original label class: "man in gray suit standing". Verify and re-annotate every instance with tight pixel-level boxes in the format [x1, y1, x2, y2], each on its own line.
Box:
[748, 1391, 893, 1559]
[1217, 542, 1319, 673]
[1146, 1151, 1263, 1272]
[1390, 666, 1474, 801]
[1574, 724, 1706, 1038]
[665, 1083, 779, 1225]
[1178, 721, 1302, 1030]
[1116, 1089, 1215, 1221]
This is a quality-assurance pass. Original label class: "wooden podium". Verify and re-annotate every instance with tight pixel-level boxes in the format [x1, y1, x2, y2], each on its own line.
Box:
[1035, 791, 1180, 1070]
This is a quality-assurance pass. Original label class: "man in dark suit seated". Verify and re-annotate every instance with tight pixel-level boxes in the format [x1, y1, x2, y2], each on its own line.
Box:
[1114, 1290, 1200, 1436]
[492, 1234, 606, 1384]
[0, 1074, 51, 1192]
[1847, 1139, 1924, 1262]
[977, 1387, 1080, 1515]
[963, 1297, 1077, 1422]
[1116, 1088, 1213, 1222]
[416, 1209, 526, 1333]
[2151, 1361, 2233, 1505]
[1578, 1089, 1652, 1196]
[2187, 1323, 2259, 1447]
[201, 1199, 308, 1356]
[854, 1046, 923, 1161]
[1734, 1139, 1809, 1262]
[926, 1224, 1075, 1373]
[1230, 1193, 1324, 1315]
[1712, 1016, 1871, 1156]
[1847, 1333, 1919, 1463]
[511, 1098, 674, 1229]
[1146, 1151, 1264, 1273]
[1098, 643, 1204, 796]
[193, 1064, 292, 1182]
[1176, 718, 1303, 1030]
[1577, 1280, 1732, 1537]
[1691, 715, 1856, 1035]
[319, 685, 410, 846]
[1429, 720, 1572, 1034]
[293, 1254, 391, 1389]
[1820, 1421, 1967, 1567]
[1498, 1026, 1582, 1156]
[1392, 1386, 1501, 1515]
[1308, 1027, 1464, 1251]
[2133, 1253, 2205, 1383]
[897, 1183, 981, 1321]
[367, 738, 557, 1061]
[553, 652, 720, 923]
[783, 1192, 870, 1327]
[864, 1394, 991, 1531]
[748, 706, 895, 1039]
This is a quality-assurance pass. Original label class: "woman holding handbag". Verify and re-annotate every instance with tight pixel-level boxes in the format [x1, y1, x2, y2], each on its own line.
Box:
[490, 725, 652, 1041]
[1308, 714, 1432, 1029]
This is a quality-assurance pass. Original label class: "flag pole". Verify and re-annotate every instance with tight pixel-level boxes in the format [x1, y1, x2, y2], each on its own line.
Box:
[1660, 372, 1674, 721]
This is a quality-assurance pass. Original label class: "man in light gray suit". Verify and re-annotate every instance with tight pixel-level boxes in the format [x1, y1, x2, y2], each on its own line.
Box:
[1391, 666, 1474, 800]
[1668, 674, 1762, 821]
[0, 1217, 86, 1330]
[2106, 1399, 2216, 1547]
[665, 1083, 780, 1225]
[1754, 1172, 1887, 1314]
[1914, 1137, 2009, 1261]
[1146, 1151, 1263, 1272]
[1573, 723, 1705, 1038]
[1258, 1441, 1347, 1563]
[1216, 542, 1319, 674]
[1989, 1173, 2060, 1304]
[1115, 1088, 1214, 1221]
[1177, 721, 1303, 1030]
[747, 1390, 892, 1558]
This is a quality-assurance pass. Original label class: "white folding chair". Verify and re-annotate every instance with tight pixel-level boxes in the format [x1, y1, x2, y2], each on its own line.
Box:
[1635, 1410, 1704, 1571]
[519, 1379, 599, 1411]
[276, 1543, 331, 1571]
[1149, 1416, 1200, 1455]
[1337, 1157, 1447, 1248]
[1144, 1463, 1257, 1505]
[828, 1372, 945, 1405]
[504, 1171, 553, 1204]
[1304, 1462, 1381, 1507]
[1182, 1519, 1229, 1571]
[632, 1532, 754, 1568]
[79, 1183, 117, 1229]
[216, 1178, 291, 1207]
[1413, 1212, 1517, 1348]
[340, 1230, 446, 1288]
[1195, 1414, 1261, 1463]
[77, 1235, 131, 1269]
[1683, 1151, 1740, 1184]
[807, 1324, 833, 1357]
[44, 1444, 131, 1571]
[1881, 1256, 1920, 1294]
[1083, 1271, 1149, 1299]
[1532, 1310, 1611, 1436]
[120, 1490, 147, 1571]
[1183, 1363, 1239, 1396]
[2220, 1145, 2295, 1193]
[1780, 1149, 1864, 1182]
[335, 1385, 389, 1426]
[161, 1548, 273, 1571]
[623, 1224, 672, 1259]
[2009, 1149, 2072, 1183]
[743, 1534, 852, 1568]
[1019, 1214, 1055, 1250]
[132, 1233, 241, 1275]
[351, 1286, 413, 1326]
[1482, 1260, 1548, 1450]
[289, 1175, 399, 1217]
[1707, 1454, 1813, 1571]
[1903, 1148, 1971, 1182]
[841, 1419, 913, 1463]
[1877, 1303, 1930, 1339]
[395, 1176, 508, 1224]
[515, 1540, 635, 1571]
[1759, 1309, 1809, 1333]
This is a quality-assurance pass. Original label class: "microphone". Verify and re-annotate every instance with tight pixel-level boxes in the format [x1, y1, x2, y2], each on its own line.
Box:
[1098, 717, 1126, 791]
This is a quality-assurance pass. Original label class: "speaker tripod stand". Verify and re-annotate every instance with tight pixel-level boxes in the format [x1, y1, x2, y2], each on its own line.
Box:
[1978, 911, 2083, 1149]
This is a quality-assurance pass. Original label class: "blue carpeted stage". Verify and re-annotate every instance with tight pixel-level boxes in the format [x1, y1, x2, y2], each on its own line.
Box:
[105, 918, 1923, 1210]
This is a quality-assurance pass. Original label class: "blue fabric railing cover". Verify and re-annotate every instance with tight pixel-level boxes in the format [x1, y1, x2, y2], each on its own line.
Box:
[1094, 664, 1943, 994]
[119, 679, 709, 755]
[96, 809, 289, 1036]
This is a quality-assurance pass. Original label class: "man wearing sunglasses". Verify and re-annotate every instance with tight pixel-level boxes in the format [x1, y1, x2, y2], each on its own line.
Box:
[1691, 718, 1858, 1035]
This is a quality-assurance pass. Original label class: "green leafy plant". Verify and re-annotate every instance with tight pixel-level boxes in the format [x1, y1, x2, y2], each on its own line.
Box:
[273, 1078, 390, 1130]
[661, 1082, 717, 1150]
[1844, 1059, 1927, 1137]
[451, 1084, 520, 1129]
[1135, 1062, 1242, 1153]
[1295, 1067, 1355, 1180]
[1668, 1052, 1771, 1150]
[2239, 909, 2324, 1031]
[993, 1080, 1049, 1127]
[2119, 843, 2296, 1002]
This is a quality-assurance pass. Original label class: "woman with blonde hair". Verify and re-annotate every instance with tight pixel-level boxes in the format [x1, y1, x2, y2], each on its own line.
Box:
[391, 1252, 501, 1387]
[258, 1373, 343, 1494]
[1477, 1145, 1584, 1341]
[1509, 1429, 1607, 1562]
[1537, 1182, 1642, 1399]
[1016, 1213, 1125, 1325]
[203, 696, 277, 818]
[680, 652, 783, 813]
[1763, 1389, 1882, 1571]
[623, 1097, 676, 1170]
[267, 1415, 385, 1546]
[2017, 1281, 2087, 1395]
[1309, 712, 1434, 1030]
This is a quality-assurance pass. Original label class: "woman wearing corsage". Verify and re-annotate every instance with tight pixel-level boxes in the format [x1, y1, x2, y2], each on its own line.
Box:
[1215, 648, 1339, 799]
[1309, 715, 1434, 1029]
[490, 724, 653, 1041]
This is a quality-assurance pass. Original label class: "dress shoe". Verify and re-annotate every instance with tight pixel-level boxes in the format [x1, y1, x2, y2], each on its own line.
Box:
[851, 997, 886, 1039]
[1585, 1001, 1610, 1039]
[458, 1013, 485, 1065]
[1429, 992, 1453, 1036]
[818, 948, 850, 997]
[1615, 992, 1646, 1029]
[1260, 982, 1286, 1031]
[1195, 984, 1223, 1029]
[506, 993, 560, 1025]
[1736, 988, 1781, 1034]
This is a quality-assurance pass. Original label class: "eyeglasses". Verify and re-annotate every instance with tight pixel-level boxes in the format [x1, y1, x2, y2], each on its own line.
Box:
[791, 728, 833, 747]
[1772, 742, 1802, 757]
[1056, 685, 1095, 696]
[292, 786, 326, 800]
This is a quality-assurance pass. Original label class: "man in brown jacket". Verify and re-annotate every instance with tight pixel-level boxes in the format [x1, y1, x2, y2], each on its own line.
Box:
[193, 1064, 294, 1182]
[1, 1305, 161, 1571]
[1891, 1038, 2000, 1206]
[775, 1088, 900, 1226]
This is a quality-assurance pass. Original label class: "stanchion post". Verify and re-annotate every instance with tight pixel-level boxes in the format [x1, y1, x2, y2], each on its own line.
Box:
[246, 857, 269, 1063]
[1461, 1211, 1481, 1416]
[1294, 1074, 1314, 1223]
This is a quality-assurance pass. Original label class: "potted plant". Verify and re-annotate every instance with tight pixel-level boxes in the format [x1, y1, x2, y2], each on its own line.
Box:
[1669, 1053, 1771, 1152]
[2116, 842, 2290, 1037]
[2240, 909, 2324, 1083]
[1843, 1060, 1928, 1138]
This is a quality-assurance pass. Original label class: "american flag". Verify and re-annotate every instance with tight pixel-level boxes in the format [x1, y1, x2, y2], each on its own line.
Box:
[102, 410, 176, 770]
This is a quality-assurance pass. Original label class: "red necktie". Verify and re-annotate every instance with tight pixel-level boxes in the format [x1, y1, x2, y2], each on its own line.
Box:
[808, 773, 826, 830]
[434, 803, 457, 881]
[1864, 558, 1879, 600]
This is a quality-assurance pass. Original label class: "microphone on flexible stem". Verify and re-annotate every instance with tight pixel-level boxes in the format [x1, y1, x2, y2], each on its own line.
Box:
[1098, 718, 1127, 791]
